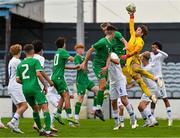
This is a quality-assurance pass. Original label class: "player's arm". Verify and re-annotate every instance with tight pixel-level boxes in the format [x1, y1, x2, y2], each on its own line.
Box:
[101, 53, 111, 75]
[111, 53, 120, 65]
[68, 56, 74, 62]
[37, 71, 48, 94]
[111, 57, 119, 65]
[129, 13, 135, 36]
[121, 37, 129, 50]
[41, 71, 54, 86]
[80, 47, 94, 72]
[157, 49, 168, 59]
[65, 65, 80, 70]
[16, 65, 22, 84]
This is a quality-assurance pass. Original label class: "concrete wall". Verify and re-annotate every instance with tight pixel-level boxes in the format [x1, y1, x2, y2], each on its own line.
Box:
[1, 97, 180, 119]
[44, 0, 180, 23]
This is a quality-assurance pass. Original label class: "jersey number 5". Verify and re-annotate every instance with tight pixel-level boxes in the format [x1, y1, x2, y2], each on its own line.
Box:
[22, 64, 30, 79]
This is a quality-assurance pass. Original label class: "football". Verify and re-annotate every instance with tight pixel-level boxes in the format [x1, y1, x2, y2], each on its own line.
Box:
[126, 3, 136, 13]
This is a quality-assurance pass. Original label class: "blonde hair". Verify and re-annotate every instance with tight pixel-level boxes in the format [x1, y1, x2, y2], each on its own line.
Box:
[74, 43, 85, 50]
[9, 44, 22, 56]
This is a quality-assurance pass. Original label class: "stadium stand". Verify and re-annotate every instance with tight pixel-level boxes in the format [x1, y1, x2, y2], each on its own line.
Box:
[0, 59, 180, 98]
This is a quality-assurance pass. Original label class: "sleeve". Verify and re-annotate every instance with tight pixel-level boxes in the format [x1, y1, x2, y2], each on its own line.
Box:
[116, 31, 123, 41]
[111, 52, 119, 60]
[128, 39, 144, 56]
[16, 65, 21, 79]
[35, 60, 43, 72]
[39, 57, 45, 68]
[129, 16, 135, 36]
[92, 39, 104, 50]
[157, 49, 168, 60]
[62, 50, 70, 60]
[74, 56, 80, 65]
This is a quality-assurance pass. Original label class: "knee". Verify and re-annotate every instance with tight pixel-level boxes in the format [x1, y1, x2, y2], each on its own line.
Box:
[138, 103, 144, 112]
[119, 105, 124, 111]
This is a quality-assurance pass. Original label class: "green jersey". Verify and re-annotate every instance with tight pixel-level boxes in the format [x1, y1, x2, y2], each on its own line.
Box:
[51, 48, 70, 79]
[16, 57, 43, 95]
[74, 54, 89, 83]
[111, 31, 126, 65]
[92, 37, 112, 67]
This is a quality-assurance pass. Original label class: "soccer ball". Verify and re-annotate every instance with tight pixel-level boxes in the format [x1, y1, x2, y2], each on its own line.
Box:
[126, 3, 136, 13]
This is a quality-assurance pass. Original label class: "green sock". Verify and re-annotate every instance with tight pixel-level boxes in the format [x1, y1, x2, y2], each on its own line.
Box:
[57, 108, 62, 114]
[65, 108, 71, 114]
[44, 112, 51, 131]
[93, 96, 97, 107]
[75, 102, 82, 115]
[33, 112, 42, 130]
[97, 90, 104, 106]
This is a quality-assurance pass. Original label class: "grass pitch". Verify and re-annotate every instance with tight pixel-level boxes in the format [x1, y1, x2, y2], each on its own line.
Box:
[0, 118, 180, 137]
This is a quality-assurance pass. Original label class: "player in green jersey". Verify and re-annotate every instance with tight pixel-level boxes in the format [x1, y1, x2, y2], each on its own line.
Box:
[16, 44, 55, 137]
[81, 26, 116, 121]
[74, 43, 99, 125]
[51, 37, 79, 126]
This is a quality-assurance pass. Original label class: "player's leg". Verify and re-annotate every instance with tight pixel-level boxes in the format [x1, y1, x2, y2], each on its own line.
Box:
[35, 92, 56, 137]
[132, 63, 163, 88]
[118, 98, 125, 127]
[74, 95, 84, 123]
[0, 115, 6, 129]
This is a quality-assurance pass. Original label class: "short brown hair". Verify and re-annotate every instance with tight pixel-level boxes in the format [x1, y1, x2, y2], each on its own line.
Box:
[138, 24, 148, 38]
[100, 22, 111, 29]
[24, 44, 34, 54]
[9, 44, 22, 56]
[74, 43, 84, 50]
[55, 37, 65, 48]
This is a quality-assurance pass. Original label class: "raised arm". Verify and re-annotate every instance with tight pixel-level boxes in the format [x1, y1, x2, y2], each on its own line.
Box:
[157, 49, 168, 59]
[129, 13, 135, 36]
[121, 37, 129, 50]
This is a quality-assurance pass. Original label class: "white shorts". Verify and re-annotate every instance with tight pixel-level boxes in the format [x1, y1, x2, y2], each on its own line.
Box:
[117, 98, 123, 107]
[158, 83, 167, 98]
[46, 87, 61, 107]
[140, 88, 159, 102]
[110, 81, 127, 100]
[8, 87, 26, 105]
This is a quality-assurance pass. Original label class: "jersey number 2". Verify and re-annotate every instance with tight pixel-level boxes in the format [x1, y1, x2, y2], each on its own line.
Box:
[22, 64, 30, 79]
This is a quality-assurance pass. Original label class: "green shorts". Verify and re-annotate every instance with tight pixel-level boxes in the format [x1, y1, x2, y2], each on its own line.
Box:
[24, 90, 47, 107]
[76, 80, 95, 95]
[52, 77, 68, 94]
[93, 64, 108, 80]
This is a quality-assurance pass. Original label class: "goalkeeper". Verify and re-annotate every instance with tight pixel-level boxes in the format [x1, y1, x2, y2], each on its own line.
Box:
[121, 9, 163, 103]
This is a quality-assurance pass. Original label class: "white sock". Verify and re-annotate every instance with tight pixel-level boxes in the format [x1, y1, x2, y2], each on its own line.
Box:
[140, 111, 147, 120]
[125, 103, 136, 123]
[51, 113, 55, 128]
[119, 115, 124, 123]
[144, 107, 156, 122]
[112, 110, 119, 125]
[75, 114, 79, 120]
[166, 107, 172, 120]
[11, 113, 20, 124]
[15, 119, 19, 128]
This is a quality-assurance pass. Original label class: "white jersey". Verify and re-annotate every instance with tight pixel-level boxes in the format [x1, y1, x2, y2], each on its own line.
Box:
[33, 54, 45, 68]
[150, 50, 168, 77]
[108, 52, 126, 86]
[8, 57, 22, 89]
[33, 54, 45, 89]
[142, 64, 158, 91]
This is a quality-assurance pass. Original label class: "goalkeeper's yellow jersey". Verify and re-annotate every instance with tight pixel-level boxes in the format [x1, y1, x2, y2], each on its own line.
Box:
[126, 17, 144, 58]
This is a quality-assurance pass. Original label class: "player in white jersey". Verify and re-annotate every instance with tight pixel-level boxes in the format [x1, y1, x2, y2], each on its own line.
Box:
[7, 44, 28, 133]
[109, 52, 137, 130]
[138, 52, 158, 127]
[150, 41, 173, 126]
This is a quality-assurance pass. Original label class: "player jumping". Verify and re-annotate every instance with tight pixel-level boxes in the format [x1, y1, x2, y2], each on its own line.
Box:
[121, 10, 163, 103]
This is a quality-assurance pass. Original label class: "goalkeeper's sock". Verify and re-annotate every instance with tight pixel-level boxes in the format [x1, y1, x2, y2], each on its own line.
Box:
[136, 78, 151, 97]
[44, 112, 51, 131]
[125, 103, 136, 123]
[166, 107, 172, 120]
[33, 112, 42, 130]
